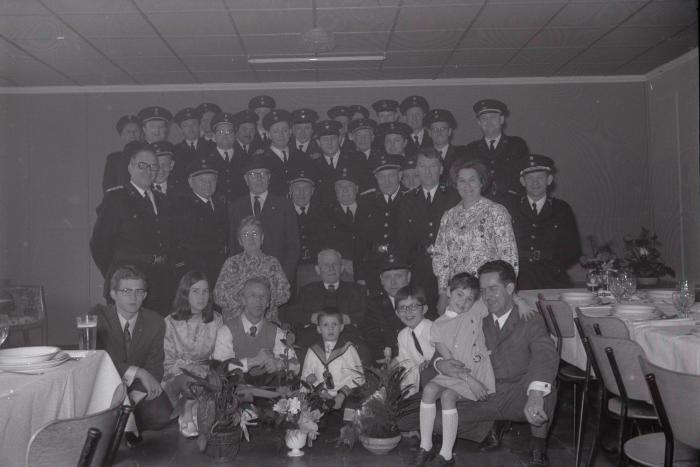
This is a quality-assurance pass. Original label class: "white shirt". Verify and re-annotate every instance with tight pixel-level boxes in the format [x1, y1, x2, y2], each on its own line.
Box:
[130, 181, 158, 215]
[325, 150, 340, 169]
[153, 181, 167, 195]
[528, 196, 546, 215]
[217, 147, 233, 161]
[396, 319, 434, 396]
[324, 282, 340, 291]
[384, 188, 400, 204]
[296, 140, 309, 152]
[270, 146, 290, 163]
[341, 202, 357, 216]
[388, 295, 396, 309]
[486, 134, 502, 150]
[250, 191, 268, 212]
[362, 149, 372, 160]
[185, 139, 199, 149]
[294, 204, 310, 215]
[423, 185, 438, 202]
[194, 193, 213, 207]
[411, 128, 425, 144]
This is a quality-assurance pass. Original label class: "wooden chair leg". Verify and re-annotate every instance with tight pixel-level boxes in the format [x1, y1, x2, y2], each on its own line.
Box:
[104, 405, 133, 467]
[616, 403, 628, 467]
[574, 381, 588, 467]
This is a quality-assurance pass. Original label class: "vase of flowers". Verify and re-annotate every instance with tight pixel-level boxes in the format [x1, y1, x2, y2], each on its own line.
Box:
[269, 386, 329, 457]
[623, 228, 675, 284]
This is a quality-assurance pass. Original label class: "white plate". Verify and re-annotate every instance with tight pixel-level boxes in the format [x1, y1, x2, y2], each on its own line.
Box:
[614, 312, 658, 321]
[615, 304, 657, 314]
[0, 352, 70, 372]
[0, 346, 61, 365]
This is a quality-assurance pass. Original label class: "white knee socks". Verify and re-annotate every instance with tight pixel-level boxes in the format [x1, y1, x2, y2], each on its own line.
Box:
[419, 402, 436, 451]
[440, 408, 458, 460]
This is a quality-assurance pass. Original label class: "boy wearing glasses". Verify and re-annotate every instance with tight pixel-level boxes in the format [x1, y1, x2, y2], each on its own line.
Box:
[94, 265, 173, 448]
[394, 285, 434, 397]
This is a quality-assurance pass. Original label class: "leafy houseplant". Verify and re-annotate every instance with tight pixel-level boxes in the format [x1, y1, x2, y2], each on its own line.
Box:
[579, 235, 619, 274]
[623, 228, 675, 279]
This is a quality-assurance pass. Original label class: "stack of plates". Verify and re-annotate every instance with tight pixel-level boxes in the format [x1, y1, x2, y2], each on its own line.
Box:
[0, 346, 69, 374]
[560, 291, 597, 306]
[646, 289, 674, 303]
[614, 303, 658, 321]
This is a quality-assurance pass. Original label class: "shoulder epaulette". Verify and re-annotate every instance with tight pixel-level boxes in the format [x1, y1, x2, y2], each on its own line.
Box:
[105, 185, 124, 193]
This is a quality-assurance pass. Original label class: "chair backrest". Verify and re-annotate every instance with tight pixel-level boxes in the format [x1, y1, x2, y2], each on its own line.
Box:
[26, 384, 127, 467]
[639, 356, 700, 449]
[575, 310, 629, 339]
[536, 296, 554, 335]
[544, 300, 575, 338]
[0, 285, 46, 322]
[587, 335, 650, 402]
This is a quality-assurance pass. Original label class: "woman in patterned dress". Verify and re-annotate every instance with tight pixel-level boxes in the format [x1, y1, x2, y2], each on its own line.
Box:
[213, 216, 290, 323]
[432, 158, 518, 313]
[163, 270, 223, 438]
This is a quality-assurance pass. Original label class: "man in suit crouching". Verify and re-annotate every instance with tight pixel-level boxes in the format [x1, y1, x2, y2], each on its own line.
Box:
[94, 265, 173, 448]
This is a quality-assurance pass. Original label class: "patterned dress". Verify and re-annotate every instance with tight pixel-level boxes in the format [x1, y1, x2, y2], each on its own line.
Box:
[432, 197, 518, 291]
[162, 312, 223, 403]
[213, 251, 291, 323]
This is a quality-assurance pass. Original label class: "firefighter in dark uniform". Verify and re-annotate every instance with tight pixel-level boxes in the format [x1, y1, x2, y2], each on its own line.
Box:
[323, 166, 362, 281]
[463, 99, 529, 203]
[400, 153, 421, 191]
[102, 114, 141, 193]
[173, 157, 228, 285]
[400, 95, 432, 155]
[347, 117, 379, 195]
[348, 104, 370, 121]
[506, 154, 581, 290]
[327, 105, 356, 153]
[397, 148, 460, 317]
[231, 109, 261, 159]
[90, 142, 179, 316]
[248, 95, 276, 147]
[261, 109, 306, 196]
[372, 99, 400, 124]
[424, 108, 467, 187]
[377, 121, 413, 160]
[355, 153, 408, 295]
[196, 102, 222, 142]
[172, 107, 215, 188]
[207, 111, 248, 208]
[291, 108, 321, 158]
[138, 105, 172, 144]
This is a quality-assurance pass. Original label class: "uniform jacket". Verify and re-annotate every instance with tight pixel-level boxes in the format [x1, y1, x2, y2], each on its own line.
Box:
[406, 131, 434, 155]
[506, 195, 581, 290]
[360, 292, 404, 362]
[287, 280, 368, 327]
[322, 201, 361, 261]
[172, 138, 215, 186]
[463, 135, 529, 202]
[438, 144, 467, 187]
[263, 146, 307, 196]
[227, 193, 300, 282]
[294, 202, 327, 264]
[205, 149, 248, 207]
[312, 151, 369, 206]
[102, 150, 130, 193]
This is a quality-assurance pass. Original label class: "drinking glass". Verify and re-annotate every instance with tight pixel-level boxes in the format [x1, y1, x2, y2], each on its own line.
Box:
[608, 275, 626, 303]
[620, 271, 637, 299]
[672, 288, 696, 318]
[586, 271, 602, 293]
[76, 315, 98, 350]
[0, 314, 9, 347]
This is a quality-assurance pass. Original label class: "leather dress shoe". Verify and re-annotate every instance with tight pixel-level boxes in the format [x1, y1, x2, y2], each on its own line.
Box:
[124, 432, 142, 449]
[427, 454, 455, 466]
[409, 446, 436, 467]
[528, 449, 550, 467]
[479, 420, 511, 451]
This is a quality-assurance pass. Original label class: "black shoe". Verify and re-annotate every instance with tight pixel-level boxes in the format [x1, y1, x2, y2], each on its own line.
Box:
[124, 432, 142, 449]
[427, 454, 455, 466]
[479, 420, 511, 452]
[409, 446, 436, 467]
[528, 449, 549, 467]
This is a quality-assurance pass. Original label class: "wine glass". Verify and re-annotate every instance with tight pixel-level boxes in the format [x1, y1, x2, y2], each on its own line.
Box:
[672, 288, 696, 318]
[0, 314, 9, 347]
[609, 275, 626, 303]
[620, 271, 637, 299]
[586, 271, 601, 293]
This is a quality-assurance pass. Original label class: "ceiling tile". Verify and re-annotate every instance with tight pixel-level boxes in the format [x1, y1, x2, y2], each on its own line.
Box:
[439, 64, 502, 78]
[625, 0, 698, 27]
[316, 7, 396, 32]
[613, 61, 658, 74]
[41, 0, 138, 14]
[548, 1, 647, 28]
[389, 30, 464, 51]
[195, 70, 258, 83]
[396, 5, 482, 31]
[256, 69, 317, 82]
[181, 55, 249, 72]
[230, 9, 312, 35]
[89, 36, 174, 57]
[510, 46, 584, 64]
[0, 1, 50, 15]
[597, 26, 688, 47]
[129, 70, 195, 84]
[556, 61, 622, 75]
[223, 0, 312, 9]
[459, 28, 539, 48]
[42, 57, 126, 77]
[574, 45, 649, 63]
[146, 11, 236, 35]
[474, 2, 567, 29]
[633, 38, 697, 63]
[135, 0, 230, 13]
[447, 48, 516, 66]
[243, 34, 304, 55]
[383, 50, 451, 67]
[3, 58, 76, 85]
[331, 32, 388, 52]
[529, 27, 608, 47]
[61, 13, 156, 38]
[166, 35, 244, 55]
[0, 76, 19, 85]
[0, 15, 67, 40]
[15, 35, 105, 62]
[112, 55, 185, 73]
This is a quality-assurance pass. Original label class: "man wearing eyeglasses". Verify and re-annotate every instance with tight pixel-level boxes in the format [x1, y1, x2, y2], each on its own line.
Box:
[91, 142, 176, 316]
[94, 265, 173, 448]
[207, 111, 248, 207]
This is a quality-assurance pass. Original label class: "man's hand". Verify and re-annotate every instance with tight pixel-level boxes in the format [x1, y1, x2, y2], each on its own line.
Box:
[135, 368, 162, 400]
[514, 295, 536, 321]
[436, 358, 470, 379]
[262, 357, 284, 373]
[465, 375, 489, 401]
[249, 348, 273, 368]
[333, 392, 346, 410]
[436, 293, 449, 315]
[524, 390, 548, 426]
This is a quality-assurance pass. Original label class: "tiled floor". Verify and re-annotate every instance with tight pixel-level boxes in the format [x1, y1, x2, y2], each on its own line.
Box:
[115, 382, 618, 467]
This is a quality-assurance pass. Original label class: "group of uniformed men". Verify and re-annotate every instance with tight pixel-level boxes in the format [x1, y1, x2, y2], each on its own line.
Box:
[91, 94, 581, 317]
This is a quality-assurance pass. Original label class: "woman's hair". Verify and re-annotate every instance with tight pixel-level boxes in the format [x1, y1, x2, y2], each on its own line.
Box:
[170, 271, 214, 323]
[448, 272, 480, 297]
[237, 215, 264, 238]
[449, 157, 489, 188]
[394, 285, 427, 310]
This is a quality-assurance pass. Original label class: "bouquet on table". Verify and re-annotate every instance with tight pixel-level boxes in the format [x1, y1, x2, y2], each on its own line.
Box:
[622, 228, 675, 279]
[580, 235, 620, 275]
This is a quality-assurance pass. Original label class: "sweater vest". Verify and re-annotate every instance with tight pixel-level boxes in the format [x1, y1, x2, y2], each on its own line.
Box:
[226, 316, 277, 359]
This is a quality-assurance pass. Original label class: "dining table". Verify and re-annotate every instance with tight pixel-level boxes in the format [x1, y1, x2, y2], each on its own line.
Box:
[0, 349, 122, 467]
[519, 288, 700, 376]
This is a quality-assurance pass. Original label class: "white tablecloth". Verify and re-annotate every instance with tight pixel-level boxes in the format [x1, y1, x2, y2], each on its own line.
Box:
[519, 289, 700, 375]
[0, 350, 122, 467]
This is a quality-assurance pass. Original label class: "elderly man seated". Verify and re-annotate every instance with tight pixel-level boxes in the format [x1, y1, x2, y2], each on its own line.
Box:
[283, 248, 369, 363]
[402, 260, 558, 467]
[213, 277, 300, 385]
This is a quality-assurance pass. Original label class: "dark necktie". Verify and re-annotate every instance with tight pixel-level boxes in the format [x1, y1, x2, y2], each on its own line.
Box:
[282, 150, 288, 164]
[144, 191, 156, 215]
[153, 184, 162, 193]
[326, 156, 334, 169]
[243, 145, 249, 155]
[299, 206, 307, 218]
[224, 151, 231, 163]
[206, 199, 214, 213]
[531, 201, 538, 215]
[414, 135, 420, 145]
[253, 196, 261, 216]
[189, 142, 196, 151]
[249, 325, 257, 337]
[124, 321, 132, 357]
[345, 207, 354, 222]
[298, 144, 304, 151]
[411, 330, 423, 356]
[425, 191, 432, 205]
[488, 140, 496, 153]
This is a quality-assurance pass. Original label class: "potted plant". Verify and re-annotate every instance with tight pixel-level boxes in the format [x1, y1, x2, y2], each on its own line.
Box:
[580, 235, 620, 290]
[182, 358, 255, 462]
[623, 228, 675, 285]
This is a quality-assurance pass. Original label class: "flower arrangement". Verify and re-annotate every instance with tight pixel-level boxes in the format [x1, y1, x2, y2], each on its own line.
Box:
[623, 228, 675, 278]
[354, 363, 413, 438]
[579, 235, 619, 274]
[268, 383, 332, 445]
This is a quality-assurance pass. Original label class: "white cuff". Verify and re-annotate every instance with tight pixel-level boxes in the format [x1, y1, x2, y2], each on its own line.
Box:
[527, 381, 551, 396]
[237, 358, 249, 373]
[433, 357, 444, 375]
[123, 366, 138, 386]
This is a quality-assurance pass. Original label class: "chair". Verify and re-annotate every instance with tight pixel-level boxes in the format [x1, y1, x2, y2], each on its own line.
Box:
[587, 335, 658, 467]
[0, 286, 48, 345]
[26, 384, 127, 467]
[76, 428, 102, 467]
[575, 309, 629, 339]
